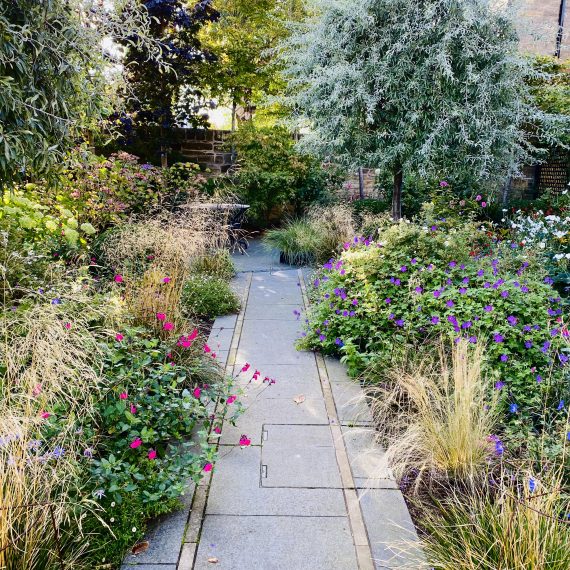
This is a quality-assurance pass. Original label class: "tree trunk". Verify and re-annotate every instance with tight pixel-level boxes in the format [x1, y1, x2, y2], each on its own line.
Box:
[230, 98, 237, 164]
[358, 166, 365, 199]
[392, 166, 403, 221]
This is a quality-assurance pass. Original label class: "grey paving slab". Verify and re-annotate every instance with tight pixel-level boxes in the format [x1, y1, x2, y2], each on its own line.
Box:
[235, 319, 313, 365]
[232, 239, 297, 273]
[341, 425, 395, 482]
[122, 489, 194, 566]
[207, 326, 234, 352]
[213, 350, 228, 367]
[211, 313, 237, 329]
[194, 515, 358, 570]
[206, 444, 347, 516]
[244, 302, 302, 320]
[323, 355, 352, 383]
[219, 396, 329, 445]
[121, 564, 177, 570]
[262, 424, 342, 488]
[233, 364, 322, 399]
[358, 489, 424, 569]
[330, 379, 374, 424]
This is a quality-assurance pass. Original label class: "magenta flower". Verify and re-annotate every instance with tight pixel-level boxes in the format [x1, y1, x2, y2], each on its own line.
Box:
[64, 322, 71, 330]
[227, 395, 237, 405]
[162, 277, 171, 283]
[203, 463, 213, 472]
[115, 333, 124, 341]
[194, 387, 201, 398]
[130, 405, 137, 414]
[156, 312, 166, 321]
[475, 195, 482, 201]
[163, 322, 174, 331]
[114, 274, 123, 283]
[239, 435, 251, 447]
[130, 438, 142, 449]
[241, 363, 250, 372]
[204, 344, 211, 353]
[148, 449, 157, 460]
[119, 392, 128, 400]
[439, 181, 449, 187]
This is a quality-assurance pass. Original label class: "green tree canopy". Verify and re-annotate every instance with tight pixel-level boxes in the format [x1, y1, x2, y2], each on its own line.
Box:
[198, 0, 304, 128]
[0, 0, 158, 185]
[278, 0, 568, 219]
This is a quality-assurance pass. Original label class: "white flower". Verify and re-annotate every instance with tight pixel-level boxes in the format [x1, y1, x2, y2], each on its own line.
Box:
[132, 527, 137, 533]
[111, 501, 116, 507]
[110, 517, 115, 523]
[539, 242, 546, 249]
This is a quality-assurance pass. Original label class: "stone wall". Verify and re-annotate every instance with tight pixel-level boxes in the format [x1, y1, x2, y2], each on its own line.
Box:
[173, 128, 233, 175]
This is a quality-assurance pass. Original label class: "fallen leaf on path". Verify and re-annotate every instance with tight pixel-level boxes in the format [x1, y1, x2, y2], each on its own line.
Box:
[131, 541, 149, 555]
[293, 394, 305, 405]
[207, 557, 219, 564]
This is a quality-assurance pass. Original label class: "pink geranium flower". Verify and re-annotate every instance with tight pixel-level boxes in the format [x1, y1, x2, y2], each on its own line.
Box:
[115, 333, 124, 342]
[163, 322, 174, 331]
[239, 435, 251, 447]
[227, 395, 237, 405]
[119, 392, 128, 400]
[114, 274, 123, 283]
[193, 387, 201, 398]
[203, 344, 211, 353]
[162, 277, 171, 283]
[64, 322, 71, 330]
[156, 313, 166, 321]
[203, 462, 213, 472]
[241, 363, 250, 373]
[130, 405, 137, 414]
[130, 438, 142, 449]
[32, 383, 42, 396]
[188, 328, 198, 341]
[214, 426, 222, 434]
[40, 411, 50, 419]
[148, 449, 157, 460]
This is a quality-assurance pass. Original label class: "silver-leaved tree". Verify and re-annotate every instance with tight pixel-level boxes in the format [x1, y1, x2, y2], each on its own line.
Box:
[278, 0, 567, 219]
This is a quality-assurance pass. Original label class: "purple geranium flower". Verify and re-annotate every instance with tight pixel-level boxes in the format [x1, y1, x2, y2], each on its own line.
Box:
[493, 333, 504, 343]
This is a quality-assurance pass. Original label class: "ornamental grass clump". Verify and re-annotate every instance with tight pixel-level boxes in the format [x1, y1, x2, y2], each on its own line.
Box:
[422, 466, 570, 570]
[0, 292, 107, 569]
[369, 340, 498, 486]
[263, 204, 356, 265]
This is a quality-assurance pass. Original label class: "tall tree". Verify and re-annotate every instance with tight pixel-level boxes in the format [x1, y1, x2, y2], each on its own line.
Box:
[198, 0, 304, 130]
[0, 0, 158, 185]
[278, 0, 567, 220]
[123, 0, 219, 130]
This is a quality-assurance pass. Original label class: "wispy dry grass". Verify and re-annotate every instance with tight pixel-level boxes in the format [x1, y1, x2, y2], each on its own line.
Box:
[101, 207, 234, 333]
[0, 292, 107, 569]
[422, 465, 570, 570]
[368, 339, 498, 487]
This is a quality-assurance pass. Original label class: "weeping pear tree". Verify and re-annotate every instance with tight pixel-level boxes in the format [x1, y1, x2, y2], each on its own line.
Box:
[278, 0, 566, 220]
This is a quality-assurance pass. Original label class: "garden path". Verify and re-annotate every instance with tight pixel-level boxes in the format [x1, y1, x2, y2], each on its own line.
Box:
[122, 240, 421, 570]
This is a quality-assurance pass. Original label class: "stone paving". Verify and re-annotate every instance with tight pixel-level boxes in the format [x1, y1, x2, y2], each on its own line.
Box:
[122, 241, 423, 570]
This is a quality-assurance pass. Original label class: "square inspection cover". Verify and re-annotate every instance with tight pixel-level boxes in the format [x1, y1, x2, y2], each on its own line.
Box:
[261, 424, 342, 488]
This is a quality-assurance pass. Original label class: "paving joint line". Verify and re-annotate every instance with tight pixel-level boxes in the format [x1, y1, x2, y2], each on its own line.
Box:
[185, 272, 253, 570]
[298, 268, 375, 570]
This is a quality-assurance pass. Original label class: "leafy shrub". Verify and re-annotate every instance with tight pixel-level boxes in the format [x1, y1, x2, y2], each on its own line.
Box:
[181, 275, 240, 319]
[224, 123, 341, 227]
[191, 249, 235, 280]
[508, 188, 569, 290]
[85, 328, 240, 567]
[300, 221, 569, 450]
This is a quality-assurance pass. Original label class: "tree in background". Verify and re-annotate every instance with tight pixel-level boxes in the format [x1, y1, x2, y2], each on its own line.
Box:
[123, 0, 218, 132]
[0, 0, 160, 185]
[278, 0, 568, 220]
[198, 0, 304, 130]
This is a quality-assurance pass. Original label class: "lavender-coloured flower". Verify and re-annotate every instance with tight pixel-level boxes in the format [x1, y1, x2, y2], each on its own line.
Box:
[500, 354, 509, 362]
[507, 315, 517, 326]
[493, 333, 504, 343]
